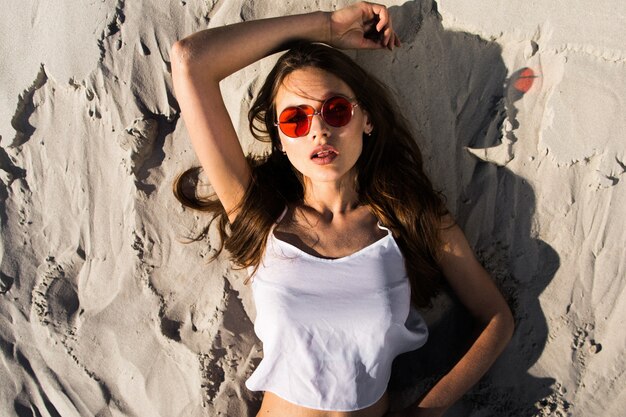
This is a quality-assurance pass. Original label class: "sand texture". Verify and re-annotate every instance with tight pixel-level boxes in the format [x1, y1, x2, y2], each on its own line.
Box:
[0, 1, 624, 416]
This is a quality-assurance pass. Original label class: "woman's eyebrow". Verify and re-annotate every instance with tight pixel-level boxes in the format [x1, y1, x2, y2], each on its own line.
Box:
[283, 91, 350, 107]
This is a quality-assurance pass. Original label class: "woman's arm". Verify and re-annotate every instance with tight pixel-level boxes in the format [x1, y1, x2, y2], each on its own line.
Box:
[170, 14, 329, 223]
[407, 217, 515, 417]
[170, 2, 398, 223]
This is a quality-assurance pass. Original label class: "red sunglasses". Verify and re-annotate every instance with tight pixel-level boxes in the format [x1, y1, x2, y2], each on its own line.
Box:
[274, 95, 359, 138]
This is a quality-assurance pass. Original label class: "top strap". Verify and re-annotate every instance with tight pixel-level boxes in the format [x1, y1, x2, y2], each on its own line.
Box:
[276, 204, 289, 225]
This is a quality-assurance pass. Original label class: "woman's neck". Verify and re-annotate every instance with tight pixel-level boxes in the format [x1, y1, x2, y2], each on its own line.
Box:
[301, 189, 362, 222]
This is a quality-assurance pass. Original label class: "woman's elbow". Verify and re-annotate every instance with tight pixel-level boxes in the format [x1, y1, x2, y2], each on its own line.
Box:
[170, 40, 191, 70]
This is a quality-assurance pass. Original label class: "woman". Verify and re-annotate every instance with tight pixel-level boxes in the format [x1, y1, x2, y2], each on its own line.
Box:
[170, 2, 514, 416]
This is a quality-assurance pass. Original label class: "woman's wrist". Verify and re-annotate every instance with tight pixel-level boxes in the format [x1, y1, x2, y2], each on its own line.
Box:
[300, 11, 332, 45]
[323, 11, 333, 45]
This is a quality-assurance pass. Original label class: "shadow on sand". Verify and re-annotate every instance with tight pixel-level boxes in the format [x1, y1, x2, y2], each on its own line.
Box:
[371, 1, 561, 416]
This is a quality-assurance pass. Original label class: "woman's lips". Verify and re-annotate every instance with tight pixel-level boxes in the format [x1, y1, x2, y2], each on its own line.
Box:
[311, 152, 338, 165]
[310, 145, 338, 159]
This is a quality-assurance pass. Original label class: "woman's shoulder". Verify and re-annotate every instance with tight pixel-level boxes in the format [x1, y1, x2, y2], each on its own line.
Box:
[438, 213, 473, 258]
[440, 212, 457, 230]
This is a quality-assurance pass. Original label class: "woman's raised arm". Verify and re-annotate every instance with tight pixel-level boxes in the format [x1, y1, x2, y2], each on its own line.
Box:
[169, 2, 398, 223]
[170, 13, 329, 223]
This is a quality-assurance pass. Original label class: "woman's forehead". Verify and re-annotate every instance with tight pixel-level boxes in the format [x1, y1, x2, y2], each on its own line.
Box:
[276, 67, 354, 104]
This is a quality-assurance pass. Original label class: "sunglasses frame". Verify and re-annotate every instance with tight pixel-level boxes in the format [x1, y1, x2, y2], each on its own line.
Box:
[274, 95, 359, 138]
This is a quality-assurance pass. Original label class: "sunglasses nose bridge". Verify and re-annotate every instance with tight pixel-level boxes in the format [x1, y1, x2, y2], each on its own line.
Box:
[303, 106, 323, 121]
[307, 109, 331, 138]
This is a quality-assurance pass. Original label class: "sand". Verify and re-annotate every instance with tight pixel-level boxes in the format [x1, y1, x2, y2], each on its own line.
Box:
[0, 0, 624, 416]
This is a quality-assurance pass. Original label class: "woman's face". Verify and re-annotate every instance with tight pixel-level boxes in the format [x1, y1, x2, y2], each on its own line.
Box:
[274, 67, 372, 187]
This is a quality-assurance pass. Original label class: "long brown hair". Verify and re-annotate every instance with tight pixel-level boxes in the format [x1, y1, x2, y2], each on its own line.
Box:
[173, 42, 449, 308]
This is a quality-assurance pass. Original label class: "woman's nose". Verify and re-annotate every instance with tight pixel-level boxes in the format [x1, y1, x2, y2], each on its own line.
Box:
[308, 113, 330, 139]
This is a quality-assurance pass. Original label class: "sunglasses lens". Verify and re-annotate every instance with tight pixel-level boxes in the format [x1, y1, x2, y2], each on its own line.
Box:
[322, 96, 353, 127]
[277, 97, 354, 137]
[278, 106, 312, 137]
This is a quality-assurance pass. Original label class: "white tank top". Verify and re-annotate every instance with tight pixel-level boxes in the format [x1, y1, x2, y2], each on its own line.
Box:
[245, 206, 428, 411]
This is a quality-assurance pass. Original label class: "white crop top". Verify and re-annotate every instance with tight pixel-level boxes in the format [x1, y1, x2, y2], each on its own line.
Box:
[245, 206, 428, 411]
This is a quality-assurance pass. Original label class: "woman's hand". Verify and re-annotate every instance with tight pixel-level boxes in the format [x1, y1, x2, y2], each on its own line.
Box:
[328, 1, 400, 50]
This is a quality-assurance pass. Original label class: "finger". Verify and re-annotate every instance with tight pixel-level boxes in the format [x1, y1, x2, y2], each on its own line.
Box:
[389, 31, 401, 50]
[394, 32, 402, 47]
[372, 6, 396, 49]
[371, 4, 390, 32]
[360, 2, 379, 24]
[360, 36, 387, 50]
[383, 27, 392, 48]
[387, 32, 395, 50]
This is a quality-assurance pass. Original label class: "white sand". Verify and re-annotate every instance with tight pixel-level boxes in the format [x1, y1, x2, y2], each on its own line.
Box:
[0, 1, 624, 416]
